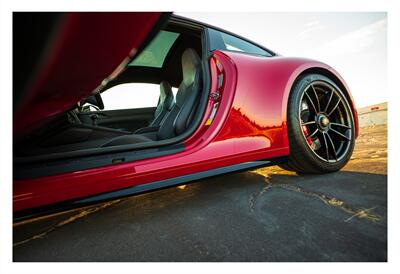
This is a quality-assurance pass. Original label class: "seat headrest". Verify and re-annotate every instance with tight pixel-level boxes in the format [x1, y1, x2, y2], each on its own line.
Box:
[182, 48, 201, 86]
[159, 80, 174, 110]
[160, 80, 172, 99]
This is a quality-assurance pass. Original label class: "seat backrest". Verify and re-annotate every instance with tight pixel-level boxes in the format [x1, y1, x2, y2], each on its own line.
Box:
[157, 48, 202, 140]
[150, 80, 174, 127]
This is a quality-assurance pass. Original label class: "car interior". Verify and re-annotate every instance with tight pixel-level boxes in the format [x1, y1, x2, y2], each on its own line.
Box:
[14, 19, 209, 164]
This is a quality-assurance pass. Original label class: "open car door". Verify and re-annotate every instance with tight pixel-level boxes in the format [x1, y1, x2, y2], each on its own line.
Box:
[14, 12, 170, 136]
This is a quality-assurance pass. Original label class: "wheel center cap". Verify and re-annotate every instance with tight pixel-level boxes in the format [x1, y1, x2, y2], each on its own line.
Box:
[317, 114, 330, 128]
[321, 117, 329, 126]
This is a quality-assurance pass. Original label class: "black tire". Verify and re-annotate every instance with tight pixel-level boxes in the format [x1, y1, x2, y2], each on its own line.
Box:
[278, 163, 295, 172]
[281, 73, 355, 174]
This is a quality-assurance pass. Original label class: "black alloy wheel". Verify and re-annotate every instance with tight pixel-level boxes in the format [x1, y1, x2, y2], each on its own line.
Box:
[280, 73, 355, 174]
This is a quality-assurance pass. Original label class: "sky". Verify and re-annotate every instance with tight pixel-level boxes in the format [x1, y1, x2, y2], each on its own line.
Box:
[178, 12, 387, 108]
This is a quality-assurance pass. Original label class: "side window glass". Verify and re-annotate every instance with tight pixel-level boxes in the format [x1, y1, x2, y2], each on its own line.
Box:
[209, 28, 272, 57]
[100, 83, 160, 110]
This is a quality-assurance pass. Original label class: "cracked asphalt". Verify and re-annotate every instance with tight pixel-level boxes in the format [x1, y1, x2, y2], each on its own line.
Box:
[13, 124, 387, 262]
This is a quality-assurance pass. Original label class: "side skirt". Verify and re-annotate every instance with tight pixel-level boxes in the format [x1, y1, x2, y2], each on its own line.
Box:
[13, 156, 288, 222]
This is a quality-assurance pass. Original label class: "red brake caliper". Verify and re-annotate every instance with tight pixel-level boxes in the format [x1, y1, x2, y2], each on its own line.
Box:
[301, 122, 313, 145]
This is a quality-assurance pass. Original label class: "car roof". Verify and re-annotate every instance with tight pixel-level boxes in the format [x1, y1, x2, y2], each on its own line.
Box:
[169, 14, 277, 56]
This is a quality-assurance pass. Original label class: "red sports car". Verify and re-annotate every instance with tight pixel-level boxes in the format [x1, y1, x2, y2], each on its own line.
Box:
[13, 12, 358, 220]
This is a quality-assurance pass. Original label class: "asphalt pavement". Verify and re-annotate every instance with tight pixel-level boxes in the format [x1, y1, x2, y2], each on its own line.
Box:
[13, 125, 387, 262]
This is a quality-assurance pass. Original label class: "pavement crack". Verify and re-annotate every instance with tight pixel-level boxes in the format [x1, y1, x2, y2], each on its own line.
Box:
[276, 184, 382, 223]
[248, 170, 383, 224]
[249, 184, 272, 213]
[182, 236, 211, 257]
[344, 206, 380, 223]
[249, 175, 272, 213]
[13, 199, 122, 247]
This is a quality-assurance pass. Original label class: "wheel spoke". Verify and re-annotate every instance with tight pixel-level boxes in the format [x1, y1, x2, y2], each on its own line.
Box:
[311, 84, 320, 112]
[306, 128, 319, 139]
[327, 98, 341, 116]
[301, 121, 316, 126]
[321, 132, 330, 161]
[326, 132, 338, 161]
[304, 90, 318, 114]
[330, 122, 351, 129]
[324, 89, 334, 113]
[330, 128, 350, 141]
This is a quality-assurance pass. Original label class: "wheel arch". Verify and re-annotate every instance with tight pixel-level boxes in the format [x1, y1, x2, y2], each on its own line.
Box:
[282, 65, 359, 139]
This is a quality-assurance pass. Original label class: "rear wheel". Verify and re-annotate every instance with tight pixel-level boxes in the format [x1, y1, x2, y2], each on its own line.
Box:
[280, 73, 355, 174]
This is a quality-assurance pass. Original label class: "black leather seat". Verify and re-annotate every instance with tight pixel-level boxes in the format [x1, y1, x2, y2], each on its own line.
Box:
[148, 80, 174, 127]
[133, 80, 174, 134]
[103, 48, 202, 147]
